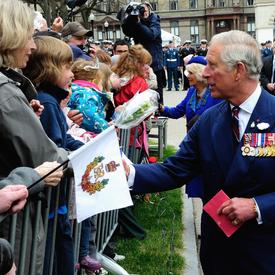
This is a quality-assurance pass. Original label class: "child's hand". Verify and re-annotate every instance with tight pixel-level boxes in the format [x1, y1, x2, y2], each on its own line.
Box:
[67, 109, 83, 126]
[30, 99, 44, 117]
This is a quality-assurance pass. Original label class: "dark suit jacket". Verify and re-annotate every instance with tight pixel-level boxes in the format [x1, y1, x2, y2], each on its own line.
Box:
[260, 54, 274, 94]
[133, 89, 275, 275]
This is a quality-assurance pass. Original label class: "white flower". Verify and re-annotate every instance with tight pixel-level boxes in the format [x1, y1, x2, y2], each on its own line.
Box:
[257, 122, 270, 130]
[250, 122, 255, 128]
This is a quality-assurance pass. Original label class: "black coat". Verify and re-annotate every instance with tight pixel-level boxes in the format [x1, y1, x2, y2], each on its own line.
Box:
[260, 54, 274, 94]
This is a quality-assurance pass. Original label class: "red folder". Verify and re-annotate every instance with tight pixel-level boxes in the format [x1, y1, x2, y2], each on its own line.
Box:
[203, 190, 241, 237]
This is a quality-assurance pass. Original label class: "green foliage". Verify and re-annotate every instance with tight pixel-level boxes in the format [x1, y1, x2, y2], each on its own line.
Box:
[115, 145, 184, 275]
[116, 191, 184, 275]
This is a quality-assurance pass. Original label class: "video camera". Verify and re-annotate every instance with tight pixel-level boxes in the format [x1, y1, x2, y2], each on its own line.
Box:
[125, 2, 145, 17]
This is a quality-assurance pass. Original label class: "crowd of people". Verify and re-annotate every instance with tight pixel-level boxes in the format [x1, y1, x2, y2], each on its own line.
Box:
[1, 0, 275, 274]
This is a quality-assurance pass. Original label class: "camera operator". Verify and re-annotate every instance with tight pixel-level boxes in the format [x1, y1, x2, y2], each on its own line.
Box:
[120, 1, 165, 104]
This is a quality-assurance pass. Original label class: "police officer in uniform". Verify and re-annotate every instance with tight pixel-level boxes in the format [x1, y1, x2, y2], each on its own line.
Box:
[164, 41, 181, 91]
[196, 39, 208, 57]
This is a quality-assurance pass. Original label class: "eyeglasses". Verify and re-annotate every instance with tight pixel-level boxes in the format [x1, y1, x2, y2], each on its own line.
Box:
[116, 50, 128, 54]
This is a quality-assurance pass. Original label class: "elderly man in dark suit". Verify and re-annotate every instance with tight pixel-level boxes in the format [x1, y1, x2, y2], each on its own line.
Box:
[260, 44, 275, 94]
[126, 30, 275, 275]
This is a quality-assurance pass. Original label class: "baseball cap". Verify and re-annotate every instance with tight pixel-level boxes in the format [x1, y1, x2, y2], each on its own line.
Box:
[62, 22, 93, 37]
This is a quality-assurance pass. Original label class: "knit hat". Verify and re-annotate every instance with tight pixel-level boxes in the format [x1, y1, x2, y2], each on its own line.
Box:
[187, 56, 207, 66]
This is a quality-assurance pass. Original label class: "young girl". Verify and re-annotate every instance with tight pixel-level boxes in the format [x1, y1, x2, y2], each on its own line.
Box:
[112, 44, 152, 107]
[23, 36, 101, 275]
[68, 59, 111, 133]
[112, 44, 152, 161]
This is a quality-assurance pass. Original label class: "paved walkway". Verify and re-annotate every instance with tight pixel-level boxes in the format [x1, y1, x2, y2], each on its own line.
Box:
[162, 89, 203, 275]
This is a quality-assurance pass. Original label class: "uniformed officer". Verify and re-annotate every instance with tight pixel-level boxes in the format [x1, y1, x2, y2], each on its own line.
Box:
[196, 39, 208, 57]
[164, 41, 181, 91]
[179, 40, 195, 90]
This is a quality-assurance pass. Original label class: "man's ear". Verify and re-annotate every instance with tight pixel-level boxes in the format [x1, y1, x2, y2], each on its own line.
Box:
[234, 62, 246, 81]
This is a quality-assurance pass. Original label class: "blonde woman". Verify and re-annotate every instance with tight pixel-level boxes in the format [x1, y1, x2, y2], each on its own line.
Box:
[0, 0, 67, 274]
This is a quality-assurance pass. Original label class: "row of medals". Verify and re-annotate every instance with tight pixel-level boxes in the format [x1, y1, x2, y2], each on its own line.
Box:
[241, 133, 275, 157]
[241, 144, 275, 157]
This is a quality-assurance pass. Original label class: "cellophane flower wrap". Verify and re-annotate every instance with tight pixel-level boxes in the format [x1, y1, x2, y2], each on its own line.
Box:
[113, 89, 159, 129]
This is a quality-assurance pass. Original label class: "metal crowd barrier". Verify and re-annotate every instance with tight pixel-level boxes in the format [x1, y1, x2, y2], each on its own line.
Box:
[0, 128, 147, 275]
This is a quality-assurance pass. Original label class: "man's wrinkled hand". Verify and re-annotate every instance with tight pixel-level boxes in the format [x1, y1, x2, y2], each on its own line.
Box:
[122, 159, 130, 180]
[51, 16, 63, 32]
[34, 161, 63, 187]
[0, 185, 28, 213]
[217, 197, 257, 225]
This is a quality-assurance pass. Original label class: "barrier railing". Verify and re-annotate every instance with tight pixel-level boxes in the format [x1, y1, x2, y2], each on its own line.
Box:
[0, 128, 144, 275]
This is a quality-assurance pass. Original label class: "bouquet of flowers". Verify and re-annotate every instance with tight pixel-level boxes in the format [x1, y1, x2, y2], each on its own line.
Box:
[113, 89, 159, 129]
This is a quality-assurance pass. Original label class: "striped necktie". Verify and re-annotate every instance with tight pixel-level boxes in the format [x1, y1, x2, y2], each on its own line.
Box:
[232, 106, 240, 142]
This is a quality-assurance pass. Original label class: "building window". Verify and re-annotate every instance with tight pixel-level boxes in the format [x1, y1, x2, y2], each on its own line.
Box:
[190, 19, 199, 44]
[247, 17, 255, 37]
[247, 0, 254, 5]
[149, 0, 158, 11]
[218, 0, 225, 7]
[171, 21, 179, 36]
[189, 0, 198, 9]
[170, 0, 178, 10]
[97, 27, 103, 40]
[116, 28, 121, 39]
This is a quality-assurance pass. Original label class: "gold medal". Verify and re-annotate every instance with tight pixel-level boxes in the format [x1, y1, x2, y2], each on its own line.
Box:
[255, 147, 259, 157]
[258, 147, 264, 157]
[267, 146, 273, 157]
[241, 144, 251, 156]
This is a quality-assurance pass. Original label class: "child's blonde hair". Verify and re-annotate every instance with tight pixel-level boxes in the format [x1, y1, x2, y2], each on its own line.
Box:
[71, 59, 101, 85]
[23, 36, 72, 85]
[99, 63, 112, 91]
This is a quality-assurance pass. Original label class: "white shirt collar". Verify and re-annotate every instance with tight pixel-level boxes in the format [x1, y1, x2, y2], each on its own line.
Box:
[239, 84, 261, 114]
[230, 84, 261, 114]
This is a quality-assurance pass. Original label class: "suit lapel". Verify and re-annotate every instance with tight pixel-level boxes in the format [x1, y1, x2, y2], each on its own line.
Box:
[212, 102, 235, 178]
[224, 89, 275, 188]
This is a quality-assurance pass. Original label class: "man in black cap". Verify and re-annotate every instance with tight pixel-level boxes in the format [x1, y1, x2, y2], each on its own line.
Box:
[61, 21, 93, 60]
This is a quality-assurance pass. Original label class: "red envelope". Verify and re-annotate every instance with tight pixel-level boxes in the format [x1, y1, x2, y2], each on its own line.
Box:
[203, 190, 241, 237]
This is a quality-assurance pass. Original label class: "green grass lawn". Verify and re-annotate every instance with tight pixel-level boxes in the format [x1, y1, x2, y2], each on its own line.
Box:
[115, 145, 184, 275]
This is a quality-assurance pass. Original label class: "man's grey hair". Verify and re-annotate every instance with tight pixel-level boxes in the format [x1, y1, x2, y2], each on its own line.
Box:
[209, 30, 262, 80]
[62, 35, 73, 43]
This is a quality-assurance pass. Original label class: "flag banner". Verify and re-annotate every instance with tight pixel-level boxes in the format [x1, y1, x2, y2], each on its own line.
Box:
[68, 126, 133, 222]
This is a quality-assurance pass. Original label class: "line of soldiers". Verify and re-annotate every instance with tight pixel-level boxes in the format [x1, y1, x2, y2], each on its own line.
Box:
[163, 39, 208, 91]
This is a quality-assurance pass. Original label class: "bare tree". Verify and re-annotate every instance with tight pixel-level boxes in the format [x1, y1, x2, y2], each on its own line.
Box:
[23, 0, 124, 26]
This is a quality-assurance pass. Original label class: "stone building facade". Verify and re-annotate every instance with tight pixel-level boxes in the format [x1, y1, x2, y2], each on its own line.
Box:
[92, 0, 275, 44]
